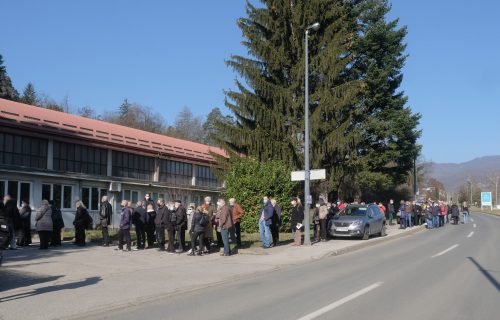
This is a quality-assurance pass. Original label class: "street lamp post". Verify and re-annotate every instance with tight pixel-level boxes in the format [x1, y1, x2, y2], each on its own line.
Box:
[303, 22, 320, 246]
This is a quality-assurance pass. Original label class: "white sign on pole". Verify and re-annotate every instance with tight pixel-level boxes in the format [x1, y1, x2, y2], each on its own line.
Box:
[291, 169, 326, 181]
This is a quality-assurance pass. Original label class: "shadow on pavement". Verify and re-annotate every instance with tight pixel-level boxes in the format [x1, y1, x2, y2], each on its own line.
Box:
[0, 276, 102, 302]
[0, 269, 64, 292]
[468, 257, 500, 292]
[1, 242, 95, 264]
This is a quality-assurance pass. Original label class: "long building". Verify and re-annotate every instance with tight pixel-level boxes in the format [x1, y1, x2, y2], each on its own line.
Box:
[0, 98, 226, 228]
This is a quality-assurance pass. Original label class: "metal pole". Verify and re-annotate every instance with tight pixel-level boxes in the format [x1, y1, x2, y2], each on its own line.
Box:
[470, 181, 473, 205]
[303, 29, 311, 246]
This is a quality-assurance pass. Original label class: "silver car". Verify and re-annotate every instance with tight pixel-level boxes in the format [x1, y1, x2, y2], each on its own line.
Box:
[328, 204, 386, 240]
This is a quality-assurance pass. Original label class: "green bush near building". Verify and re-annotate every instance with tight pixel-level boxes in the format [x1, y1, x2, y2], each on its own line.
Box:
[221, 157, 297, 233]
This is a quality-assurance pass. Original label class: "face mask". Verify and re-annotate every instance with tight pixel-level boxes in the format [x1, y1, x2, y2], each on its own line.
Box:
[263, 199, 268, 204]
[205, 201, 210, 205]
[316, 204, 320, 208]
[146, 196, 150, 200]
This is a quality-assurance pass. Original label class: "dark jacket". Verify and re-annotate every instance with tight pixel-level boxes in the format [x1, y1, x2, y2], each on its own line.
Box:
[260, 201, 274, 226]
[175, 205, 187, 230]
[120, 207, 132, 230]
[99, 201, 113, 227]
[388, 203, 395, 214]
[5, 199, 21, 230]
[73, 207, 88, 229]
[51, 205, 65, 230]
[36, 202, 53, 232]
[133, 206, 148, 226]
[155, 205, 169, 227]
[432, 205, 441, 216]
[290, 204, 304, 229]
[451, 205, 460, 217]
[272, 205, 282, 227]
[144, 199, 156, 211]
[191, 211, 206, 233]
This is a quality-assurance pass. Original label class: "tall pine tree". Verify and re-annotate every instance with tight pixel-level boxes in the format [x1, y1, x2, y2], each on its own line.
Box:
[215, 0, 362, 191]
[0, 54, 20, 101]
[350, 0, 421, 200]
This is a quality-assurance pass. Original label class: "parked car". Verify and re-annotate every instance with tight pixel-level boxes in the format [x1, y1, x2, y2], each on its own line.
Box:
[328, 204, 386, 240]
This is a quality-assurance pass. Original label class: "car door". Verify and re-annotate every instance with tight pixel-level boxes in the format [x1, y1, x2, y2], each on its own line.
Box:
[367, 207, 376, 235]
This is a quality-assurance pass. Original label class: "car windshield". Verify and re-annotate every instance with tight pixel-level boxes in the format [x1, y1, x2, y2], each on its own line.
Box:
[341, 207, 367, 216]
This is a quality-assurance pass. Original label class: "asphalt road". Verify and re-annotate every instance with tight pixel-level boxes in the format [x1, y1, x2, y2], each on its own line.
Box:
[90, 212, 500, 320]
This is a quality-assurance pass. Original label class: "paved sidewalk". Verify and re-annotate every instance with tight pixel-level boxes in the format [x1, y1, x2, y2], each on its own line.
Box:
[0, 224, 424, 320]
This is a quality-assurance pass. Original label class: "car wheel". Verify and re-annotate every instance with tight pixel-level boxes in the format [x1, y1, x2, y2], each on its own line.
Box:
[362, 226, 369, 240]
[379, 224, 386, 237]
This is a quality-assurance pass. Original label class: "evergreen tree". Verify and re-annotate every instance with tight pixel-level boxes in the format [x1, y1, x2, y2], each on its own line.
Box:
[20, 82, 38, 105]
[215, 0, 421, 200]
[0, 54, 20, 101]
[350, 0, 421, 200]
[215, 0, 363, 192]
[203, 107, 234, 147]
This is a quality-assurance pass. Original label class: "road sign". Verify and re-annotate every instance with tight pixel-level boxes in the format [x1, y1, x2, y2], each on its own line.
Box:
[481, 192, 492, 207]
[291, 169, 326, 181]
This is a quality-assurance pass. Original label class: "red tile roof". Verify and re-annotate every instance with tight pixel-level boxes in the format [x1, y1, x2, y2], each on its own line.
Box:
[0, 98, 227, 163]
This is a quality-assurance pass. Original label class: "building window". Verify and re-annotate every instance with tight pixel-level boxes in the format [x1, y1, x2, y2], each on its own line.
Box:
[53, 141, 107, 175]
[0, 132, 47, 169]
[112, 151, 154, 180]
[159, 159, 192, 186]
[42, 183, 73, 209]
[122, 189, 139, 204]
[81, 187, 107, 211]
[0, 180, 32, 206]
[196, 165, 220, 188]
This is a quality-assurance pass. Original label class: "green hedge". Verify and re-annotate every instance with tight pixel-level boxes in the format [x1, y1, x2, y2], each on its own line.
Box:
[221, 158, 297, 233]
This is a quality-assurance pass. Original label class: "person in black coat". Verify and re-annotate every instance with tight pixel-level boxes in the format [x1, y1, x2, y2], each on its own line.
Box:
[99, 195, 113, 246]
[290, 198, 304, 246]
[165, 201, 177, 253]
[73, 201, 88, 246]
[4, 197, 21, 250]
[189, 206, 207, 256]
[49, 200, 65, 247]
[174, 200, 187, 253]
[145, 203, 156, 249]
[132, 201, 147, 250]
[154, 199, 168, 251]
[270, 199, 282, 247]
[18, 200, 32, 246]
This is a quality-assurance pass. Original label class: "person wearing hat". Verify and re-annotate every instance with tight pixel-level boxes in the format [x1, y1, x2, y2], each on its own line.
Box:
[174, 200, 187, 253]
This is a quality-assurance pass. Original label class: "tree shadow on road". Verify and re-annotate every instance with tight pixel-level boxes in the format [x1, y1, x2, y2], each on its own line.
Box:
[467, 257, 500, 292]
[0, 276, 102, 302]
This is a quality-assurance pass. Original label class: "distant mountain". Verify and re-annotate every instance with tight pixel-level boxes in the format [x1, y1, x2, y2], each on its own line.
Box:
[426, 156, 500, 192]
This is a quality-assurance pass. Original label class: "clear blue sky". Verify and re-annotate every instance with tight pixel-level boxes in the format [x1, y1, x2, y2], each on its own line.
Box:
[1, 0, 499, 163]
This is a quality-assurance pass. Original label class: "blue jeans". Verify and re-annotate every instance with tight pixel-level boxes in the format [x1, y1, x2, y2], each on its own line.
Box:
[426, 217, 433, 229]
[463, 212, 469, 224]
[432, 215, 439, 228]
[405, 215, 412, 228]
[389, 213, 393, 225]
[221, 229, 231, 255]
[259, 219, 271, 248]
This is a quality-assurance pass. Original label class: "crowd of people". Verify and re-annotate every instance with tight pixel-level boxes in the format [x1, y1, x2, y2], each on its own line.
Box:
[0, 192, 473, 261]
[94, 194, 248, 256]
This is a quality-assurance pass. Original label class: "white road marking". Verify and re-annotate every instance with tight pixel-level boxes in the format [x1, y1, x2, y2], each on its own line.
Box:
[296, 282, 383, 320]
[471, 218, 474, 222]
[431, 244, 459, 258]
[473, 224, 476, 228]
[467, 231, 474, 238]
